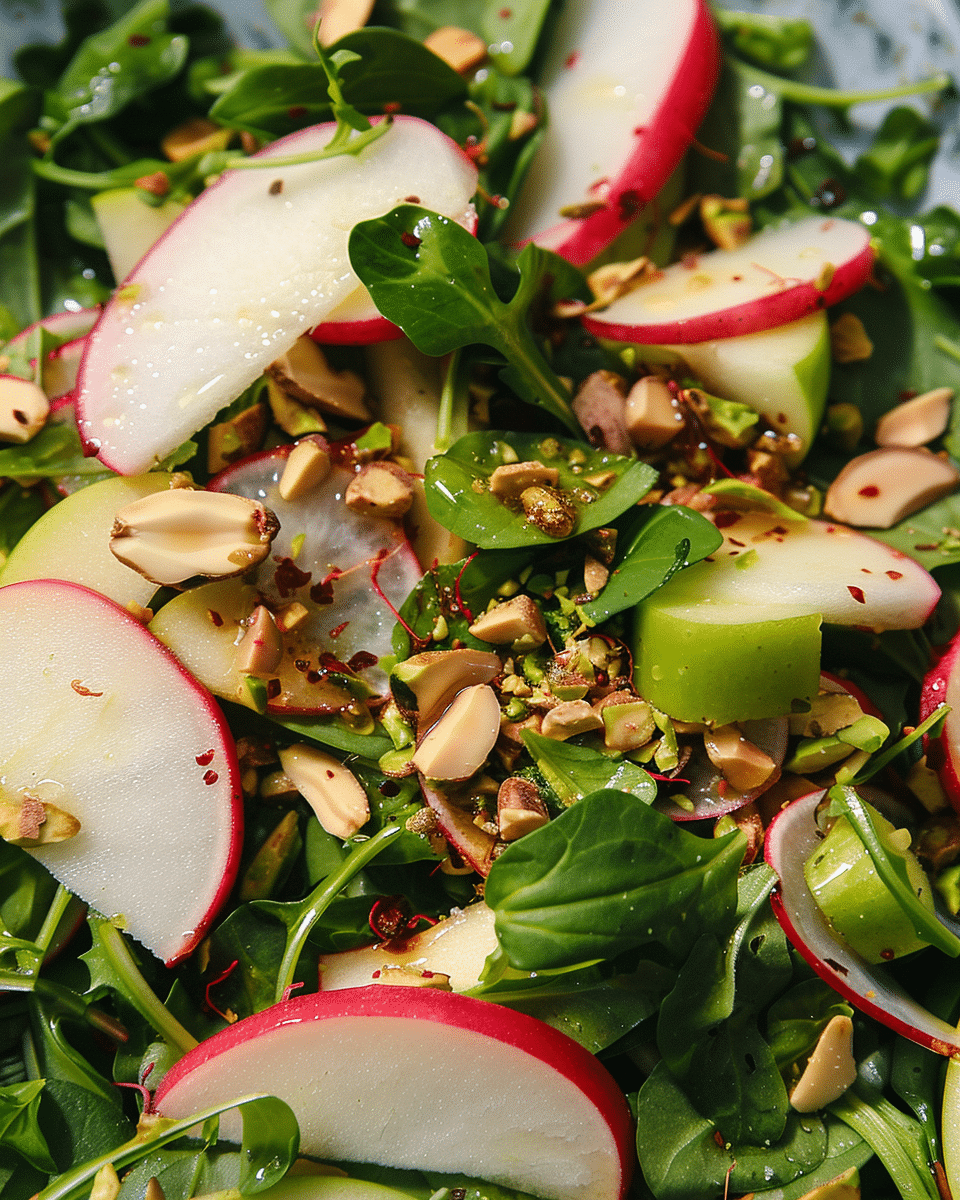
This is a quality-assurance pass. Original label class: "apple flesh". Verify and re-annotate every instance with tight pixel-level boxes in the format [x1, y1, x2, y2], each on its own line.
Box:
[505, 0, 720, 265]
[0, 580, 242, 965]
[90, 186, 189, 282]
[582, 216, 873, 343]
[155, 988, 634, 1200]
[76, 116, 478, 475]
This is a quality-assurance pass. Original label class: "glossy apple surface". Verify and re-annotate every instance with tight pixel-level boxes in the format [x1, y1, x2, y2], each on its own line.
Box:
[506, 0, 720, 264]
[1, 580, 242, 964]
[155, 988, 634, 1200]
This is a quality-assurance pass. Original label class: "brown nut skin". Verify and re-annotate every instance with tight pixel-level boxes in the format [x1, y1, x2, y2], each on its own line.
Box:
[345, 461, 415, 520]
[520, 485, 576, 538]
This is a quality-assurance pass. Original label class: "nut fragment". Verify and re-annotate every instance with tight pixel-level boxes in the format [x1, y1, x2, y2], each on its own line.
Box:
[874, 387, 952, 448]
[625, 375, 683, 449]
[268, 336, 370, 422]
[572, 370, 632, 455]
[468, 595, 547, 650]
[110, 488, 280, 586]
[424, 25, 488, 73]
[278, 436, 331, 502]
[162, 117, 232, 162]
[497, 777, 549, 841]
[315, 0, 375, 45]
[823, 446, 960, 528]
[790, 1015, 857, 1112]
[391, 648, 502, 732]
[374, 964, 453, 989]
[279, 744, 370, 840]
[0, 375, 49, 443]
[489, 460, 559, 500]
[540, 700, 604, 742]
[412, 684, 501, 780]
[703, 724, 778, 794]
[521, 485, 576, 538]
[829, 312, 873, 363]
[234, 605, 283, 677]
[1, 792, 80, 846]
[275, 601, 310, 633]
[583, 554, 609, 596]
[344, 461, 415, 519]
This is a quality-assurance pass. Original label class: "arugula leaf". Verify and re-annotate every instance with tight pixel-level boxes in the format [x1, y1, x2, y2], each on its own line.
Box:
[520, 730, 656, 806]
[485, 789, 746, 971]
[349, 207, 579, 432]
[424, 430, 656, 549]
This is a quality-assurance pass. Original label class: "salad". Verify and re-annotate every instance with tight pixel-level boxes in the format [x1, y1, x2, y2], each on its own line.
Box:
[4, 0, 960, 1198]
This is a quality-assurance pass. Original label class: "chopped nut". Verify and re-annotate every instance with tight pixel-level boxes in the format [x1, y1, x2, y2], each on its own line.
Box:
[468, 595, 547, 650]
[625, 375, 683, 449]
[905, 755, 949, 814]
[1, 792, 80, 846]
[278, 436, 332, 502]
[235, 605, 283, 677]
[874, 387, 952, 448]
[830, 312, 873, 363]
[424, 25, 488, 74]
[585, 257, 653, 309]
[275, 601, 310, 633]
[391, 648, 502, 731]
[315, 0, 375, 45]
[161, 117, 233, 162]
[582, 554, 609, 597]
[344, 461, 415, 519]
[134, 171, 170, 197]
[508, 110, 538, 140]
[823, 447, 960, 528]
[540, 700, 604, 741]
[374, 964, 453, 989]
[207, 398, 268, 473]
[0, 375, 49, 443]
[109, 488, 280, 586]
[572, 370, 632, 455]
[597, 696, 656, 753]
[788, 692, 863, 739]
[412, 684, 501, 780]
[497, 777, 549, 841]
[703, 724, 778, 794]
[279, 744, 370, 840]
[790, 1015, 857, 1112]
[268, 336, 370, 422]
[489, 460, 560, 500]
[266, 376, 327, 437]
[259, 769, 299, 803]
[700, 194, 751, 249]
[90, 1163, 121, 1200]
[521, 485, 576, 538]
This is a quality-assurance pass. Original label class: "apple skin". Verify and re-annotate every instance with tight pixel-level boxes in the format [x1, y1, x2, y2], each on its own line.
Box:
[920, 633, 960, 809]
[1, 580, 242, 965]
[155, 988, 634, 1200]
[507, 0, 720, 265]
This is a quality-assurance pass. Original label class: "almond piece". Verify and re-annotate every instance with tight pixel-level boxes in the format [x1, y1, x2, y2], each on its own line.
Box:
[497, 777, 549, 841]
[424, 25, 488, 74]
[279, 744, 370, 840]
[823, 446, 960, 528]
[703, 724, 778, 794]
[412, 684, 500, 780]
[161, 117, 232, 162]
[489, 461, 560, 500]
[0, 375, 49, 443]
[625, 375, 682, 450]
[468, 595, 547, 650]
[790, 1015, 857, 1112]
[268, 336, 371, 422]
[541, 700, 604, 742]
[373, 965, 453, 989]
[278, 436, 332, 502]
[573, 370, 632, 455]
[874, 386, 952, 448]
[234, 605, 283, 677]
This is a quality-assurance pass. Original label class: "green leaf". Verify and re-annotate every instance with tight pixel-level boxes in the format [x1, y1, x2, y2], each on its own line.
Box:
[349, 207, 578, 432]
[0, 1080, 56, 1173]
[520, 730, 656, 806]
[485, 789, 746, 971]
[854, 106, 940, 201]
[0, 424, 109, 482]
[829, 1091, 940, 1200]
[766, 978, 854, 1073]
[424, 430, 656, 549]
[713, 10, 814, 70]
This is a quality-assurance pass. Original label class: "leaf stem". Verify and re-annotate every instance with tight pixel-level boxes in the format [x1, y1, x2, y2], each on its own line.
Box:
[744, 63, 952, 107]
[272, 823, 402, 1003]
[436, 349, 467, 452]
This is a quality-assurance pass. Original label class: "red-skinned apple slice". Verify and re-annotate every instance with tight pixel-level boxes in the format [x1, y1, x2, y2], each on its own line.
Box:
[920, 632, 960, 809]
[767, 790, 960, 1056]
[309, 285, 403, 346]
[506, 0, 720, 264]
[582, 216, 874, 343]
[76, 117, 478, 475]
[1, 579, 242, 965]
[155, 988, 634, 1200]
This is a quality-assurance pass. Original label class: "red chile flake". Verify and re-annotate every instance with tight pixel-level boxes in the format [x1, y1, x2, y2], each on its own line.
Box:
[266, 678, 282, 700]
[203, 770, 219, 786]
[847, 586, 866, 604]
[71, 679, 103, 697]
[128, 33, 150, 45]
[713, 1131, 726, 1150]
[564, 51, 580, 69]
[287, 105, 308, 119]
[499, 7, 512, 16]
[196, 749, 215, 766]
[310, 578, 335, 605]
[401, 231, 422, 249]
[348, 651, 378, 673]
[886, 570, 904, 580]
[274, 556, 312, 597]
[858, 485, 880, 498]
[383, 101, 402, 114]
[207, 609, 224, 627]
[328, 621, 349, 640]
[617, 189, 642, 222]
[714, 512, 741, 529]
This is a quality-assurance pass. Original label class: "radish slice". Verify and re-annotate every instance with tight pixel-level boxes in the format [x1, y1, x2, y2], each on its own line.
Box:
[210, 447, 421, 700]
[5, 307, 99, 354]
[506, 0, 720, 265]
[155, 988, 635, 1200]
[582, 216, 874, 344]
[920, 632, 960, 809]
[309, 285, 403, 346]
[766, 791, 960, 1056]
[1, 580, 242, 965]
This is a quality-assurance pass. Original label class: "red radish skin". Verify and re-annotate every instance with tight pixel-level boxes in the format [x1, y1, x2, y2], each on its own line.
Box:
[155, 988, 634, 1200]
[1, 580, 243, 966]
[920, 634, 960, 808]
[583, 217, 874, 344]
[766, 791, 960, 1056]
[309, 313, 403, 346]
[510, 0, 720, 265]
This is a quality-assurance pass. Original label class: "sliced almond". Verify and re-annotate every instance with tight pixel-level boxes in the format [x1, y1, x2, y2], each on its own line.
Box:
[625, 375, 683, 450]
[344, 461, 415, 519]
[110, 488, 280, 586]
[703, 724, 778, 794]
[823, 446, 960, 528]
[89, 1163, 122, 1200]
[316, 0, 375, 46]
[540, 700, 604, 742]
[468, 595, 547, 650]
[234, 605, 283, 677]
[874, 386, 952, 448]
[279, 744, 370, 840]
[268, 336, 371, 422]
[161, 117, 233, 162]
[489, 460, 559, 500]
[1, 792, 80, 846]
[497, 777, 549, 841]
[278, 436, 331, 502]
[412, 684, 501, 780]
[424, 25, 488, 74]
[0, 375, 49, 443]
[790, 1015, 857, 1112]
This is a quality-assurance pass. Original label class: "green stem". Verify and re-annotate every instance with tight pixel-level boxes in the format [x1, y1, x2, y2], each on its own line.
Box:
[935, 334, 960, 363]
[829, 1093, 940, 1199]
[744, 63, 951, 107]
[33, 885, 73, 960]
[501, 321, 578, 434]
[91, 919, 198, 1056]
[225, 120, 391, 169]
[436, 349, 466, 453]
[32, 159, 130, 191]
[273, 823, 402, 1003]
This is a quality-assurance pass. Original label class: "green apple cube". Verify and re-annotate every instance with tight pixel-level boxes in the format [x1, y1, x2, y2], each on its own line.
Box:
[634, 598, 821, 724]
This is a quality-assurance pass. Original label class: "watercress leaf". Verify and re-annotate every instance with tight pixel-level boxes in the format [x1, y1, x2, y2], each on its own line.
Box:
[261, 0, 319, 59]
[424, 430, 656, 549]
[0, 143, 39, 330]
[485, 789, 746, 971]
[236, 1095, 299, 1193]
[581, 504, 723, 623]
[349, 206, 578, 432]
[39, 1078, 133, 1173]
[0, 1080, 56, 1172]
[746, 1116, 871, 1200]
[520, 730, 656, 806]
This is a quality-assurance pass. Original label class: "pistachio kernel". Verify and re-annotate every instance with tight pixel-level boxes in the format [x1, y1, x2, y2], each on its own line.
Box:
[520, 484, 576, 538]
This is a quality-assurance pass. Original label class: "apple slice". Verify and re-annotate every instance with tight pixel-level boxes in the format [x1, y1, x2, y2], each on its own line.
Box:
[0, 580, 242, 965]
[920, 633, 960, 810]
[309, 285, 402, 346]
[90, 186, 189, 282]
[76, 116, 478, 475]
[155, 988, 634, 1200]
[505, 0, 720, 264]
[582, 216, 874, 343]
